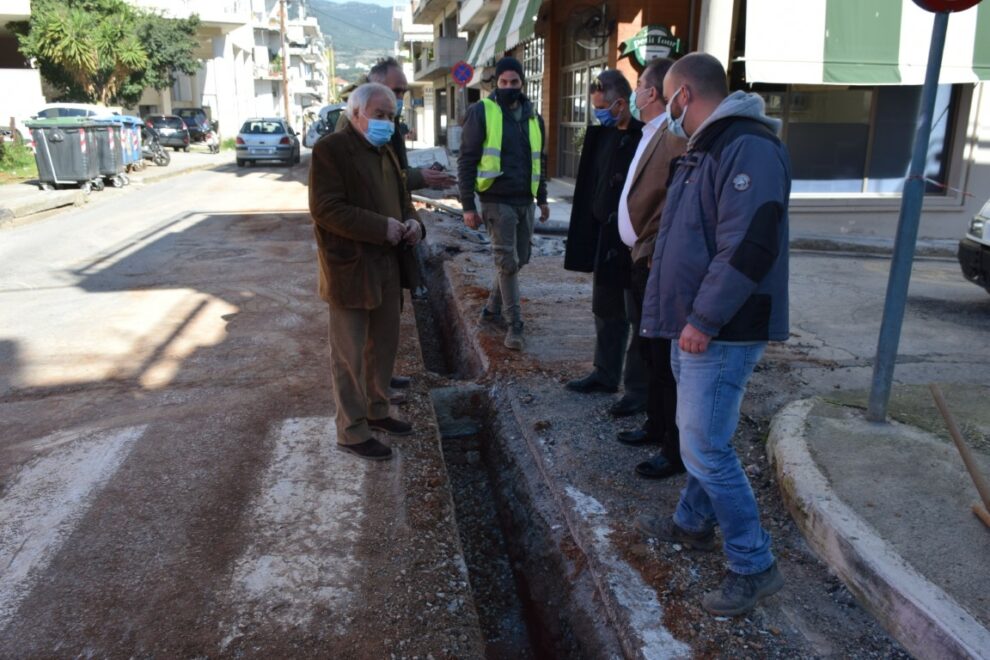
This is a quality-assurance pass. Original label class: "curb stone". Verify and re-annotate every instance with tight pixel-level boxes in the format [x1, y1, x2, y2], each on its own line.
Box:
[767, 398, 990, 659]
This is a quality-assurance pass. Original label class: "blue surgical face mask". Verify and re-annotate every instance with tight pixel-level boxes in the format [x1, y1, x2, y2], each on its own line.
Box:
[365, 117, 395, 146]
[667, 87, 689, 139]
[594, 99, 619, 127]
[395, 99, 404, 117]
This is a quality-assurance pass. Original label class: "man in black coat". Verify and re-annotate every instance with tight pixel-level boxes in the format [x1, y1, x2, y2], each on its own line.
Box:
[563, 69, 648, 417]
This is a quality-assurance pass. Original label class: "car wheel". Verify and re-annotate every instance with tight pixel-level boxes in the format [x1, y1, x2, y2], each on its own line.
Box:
[183, 147, 189, 153]
[294, 150, 301, 164]
[236, 158, 245, 167]
[173, 147, 180, 152]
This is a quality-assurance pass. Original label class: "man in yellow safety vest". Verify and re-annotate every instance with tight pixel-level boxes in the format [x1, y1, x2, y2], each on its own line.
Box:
[458, 56, 549, 350]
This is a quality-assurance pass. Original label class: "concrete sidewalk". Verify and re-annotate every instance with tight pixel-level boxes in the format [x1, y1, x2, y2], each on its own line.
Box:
[768, 387, 990, 659]
[0, 148, 235, 227]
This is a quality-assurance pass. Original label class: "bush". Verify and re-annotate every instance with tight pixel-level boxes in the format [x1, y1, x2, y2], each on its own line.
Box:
[0, 141, 37, 183]
[220, 137, 237, 151]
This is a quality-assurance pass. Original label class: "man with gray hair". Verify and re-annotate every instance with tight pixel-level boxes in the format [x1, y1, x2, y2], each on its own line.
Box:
[310, 82, 425, 461]
[337, 57, 455, 191]
[636, 52, 791, 616]
[563, 68, 649, 418]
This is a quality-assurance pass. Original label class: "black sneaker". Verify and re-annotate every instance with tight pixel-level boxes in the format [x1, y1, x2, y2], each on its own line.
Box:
[635, 514, 717, 551]
[368, 416, 414, 436]
[565, 373, 618, 394]
[338, 437, 393, 461]
[702, 562, 784, 616]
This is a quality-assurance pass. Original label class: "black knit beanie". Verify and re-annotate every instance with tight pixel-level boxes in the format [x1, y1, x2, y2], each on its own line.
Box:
[494, 57, 525, 83]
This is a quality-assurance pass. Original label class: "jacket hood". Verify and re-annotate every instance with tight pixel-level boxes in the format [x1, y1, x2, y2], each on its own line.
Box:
[687, 91, 781, 150]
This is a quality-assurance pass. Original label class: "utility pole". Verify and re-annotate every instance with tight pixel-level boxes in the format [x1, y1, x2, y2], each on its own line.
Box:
[327, 39, 338, 103]
[279, 0, 291, 126]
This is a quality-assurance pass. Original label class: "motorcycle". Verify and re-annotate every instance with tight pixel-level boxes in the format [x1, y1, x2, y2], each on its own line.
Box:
[141, 125, 170, 167]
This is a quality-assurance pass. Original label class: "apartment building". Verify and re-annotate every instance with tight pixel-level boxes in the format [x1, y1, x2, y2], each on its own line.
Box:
[394, 1, 435, 148]
[0, 0, 46, 136]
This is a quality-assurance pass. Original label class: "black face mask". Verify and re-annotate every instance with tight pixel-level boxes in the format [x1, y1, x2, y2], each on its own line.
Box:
[495, 88, 522, 106]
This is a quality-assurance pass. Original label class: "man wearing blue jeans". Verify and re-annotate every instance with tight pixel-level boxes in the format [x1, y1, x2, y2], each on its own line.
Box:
[636, 53, 791, 617]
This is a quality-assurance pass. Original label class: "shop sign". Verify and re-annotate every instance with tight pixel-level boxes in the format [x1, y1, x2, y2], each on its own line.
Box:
[619, 25, 681, 66]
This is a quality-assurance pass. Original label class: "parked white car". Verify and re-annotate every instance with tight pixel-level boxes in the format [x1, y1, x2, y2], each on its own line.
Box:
[304, 103, 345, 148]
[32, 103, 119, 119]
[957, 196, 990, 295]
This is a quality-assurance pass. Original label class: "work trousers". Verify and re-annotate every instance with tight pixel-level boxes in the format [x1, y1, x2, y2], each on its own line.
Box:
[480, 201, 534, 324]
[327, 268, 401, 446]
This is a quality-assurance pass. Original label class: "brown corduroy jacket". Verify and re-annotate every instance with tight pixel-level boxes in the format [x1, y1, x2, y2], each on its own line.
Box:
[309, 122, 423, 309]
[626, 121, 687, 264]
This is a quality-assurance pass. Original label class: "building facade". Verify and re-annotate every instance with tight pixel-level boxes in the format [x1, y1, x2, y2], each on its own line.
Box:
[446, 0, 990, 239]
[0, 0, 51, 138]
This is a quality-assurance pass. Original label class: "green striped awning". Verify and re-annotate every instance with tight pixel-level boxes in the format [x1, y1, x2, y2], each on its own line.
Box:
[745, 0, 990, 84]
[465, 0, 541, 68]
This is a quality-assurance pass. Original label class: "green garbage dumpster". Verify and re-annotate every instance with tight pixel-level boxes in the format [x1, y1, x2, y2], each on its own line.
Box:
[26, 117, 104, 192]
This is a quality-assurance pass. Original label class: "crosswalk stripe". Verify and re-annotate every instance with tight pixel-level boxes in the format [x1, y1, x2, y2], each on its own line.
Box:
[220, 417, 368, 649]
[0, 425, 147, 632]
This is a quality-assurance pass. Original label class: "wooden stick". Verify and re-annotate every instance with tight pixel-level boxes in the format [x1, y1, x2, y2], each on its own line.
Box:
[973, 504, 990, 530]
[929, 384, 990, 514]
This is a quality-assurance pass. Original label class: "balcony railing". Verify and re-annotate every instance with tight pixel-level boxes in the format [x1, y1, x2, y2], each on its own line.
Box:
[459, 0, 501, 31]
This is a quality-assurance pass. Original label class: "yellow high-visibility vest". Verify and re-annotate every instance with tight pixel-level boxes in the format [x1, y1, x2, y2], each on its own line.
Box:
[476, 98, 542, 196]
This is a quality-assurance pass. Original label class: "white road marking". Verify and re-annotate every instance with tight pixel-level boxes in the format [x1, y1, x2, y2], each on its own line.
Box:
[565, 486, 692, 660]
[220, 417, 368, 649]
[0, 425, 147, 632]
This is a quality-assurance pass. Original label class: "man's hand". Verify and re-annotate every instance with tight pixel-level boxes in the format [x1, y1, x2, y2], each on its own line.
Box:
[538, 203, 550, 222]
[402, 219, 422, 245]
[385, 217, 405, 245]
[422, 168, 456, 189]
[463, 210, 482, 230]
[679, 323, 712, 354]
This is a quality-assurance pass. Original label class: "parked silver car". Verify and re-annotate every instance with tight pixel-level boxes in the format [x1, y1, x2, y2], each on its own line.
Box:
[235, 117, 300, 167]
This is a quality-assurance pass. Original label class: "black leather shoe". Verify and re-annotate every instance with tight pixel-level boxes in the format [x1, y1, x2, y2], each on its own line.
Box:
[368, 416, 413, 436]
[635, 455, 686, 479]
[616, 429, 657, 446]
[337, 437, 393, 461]
[390, 375, 411, 389]
[609, 396, 646, 417]
[565, 373, 618, 394]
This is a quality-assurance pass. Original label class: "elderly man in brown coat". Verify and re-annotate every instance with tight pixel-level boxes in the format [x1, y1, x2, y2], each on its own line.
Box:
[309, 82, 425, 461]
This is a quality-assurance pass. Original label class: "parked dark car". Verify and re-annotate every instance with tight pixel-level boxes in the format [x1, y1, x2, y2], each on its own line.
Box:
[235, 117, 300, 166]
[175, 107, 214, 142]
[144, 115, 190, 152]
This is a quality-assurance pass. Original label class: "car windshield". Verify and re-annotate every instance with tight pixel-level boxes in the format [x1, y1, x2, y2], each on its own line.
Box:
[150, 117, 184, 129]
[240, 121, 285, 135]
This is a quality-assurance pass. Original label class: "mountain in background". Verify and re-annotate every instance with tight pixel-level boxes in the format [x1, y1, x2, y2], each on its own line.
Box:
[308, 0, 397, 83]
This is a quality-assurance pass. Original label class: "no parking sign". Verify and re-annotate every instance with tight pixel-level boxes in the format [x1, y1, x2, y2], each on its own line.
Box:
[452, 61, 474, 87]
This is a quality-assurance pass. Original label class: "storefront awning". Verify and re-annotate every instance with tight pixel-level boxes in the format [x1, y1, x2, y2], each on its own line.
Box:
[744, 0, 990, 85]
[465, 0, 541, 69]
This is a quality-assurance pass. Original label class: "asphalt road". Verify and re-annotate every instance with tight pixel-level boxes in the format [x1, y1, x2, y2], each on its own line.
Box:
[2, 157, 989, 656]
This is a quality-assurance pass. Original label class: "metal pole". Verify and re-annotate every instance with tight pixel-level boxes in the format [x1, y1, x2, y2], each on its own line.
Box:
[279, 0, 291, 126]
[866, 11, 949, 422]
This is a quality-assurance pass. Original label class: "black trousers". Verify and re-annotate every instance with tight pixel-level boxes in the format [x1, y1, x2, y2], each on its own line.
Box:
[630, 259, 681, 465]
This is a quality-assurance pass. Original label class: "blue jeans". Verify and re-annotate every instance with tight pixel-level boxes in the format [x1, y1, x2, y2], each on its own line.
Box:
[670, 342, 774, 575]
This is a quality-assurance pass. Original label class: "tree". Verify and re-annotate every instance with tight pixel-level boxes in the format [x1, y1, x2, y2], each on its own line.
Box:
[9, 0, 200, 107]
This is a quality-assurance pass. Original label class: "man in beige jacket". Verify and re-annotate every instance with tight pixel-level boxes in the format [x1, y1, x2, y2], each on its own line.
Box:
[615, 57, 688, 480]
[309, 83, 425, 461]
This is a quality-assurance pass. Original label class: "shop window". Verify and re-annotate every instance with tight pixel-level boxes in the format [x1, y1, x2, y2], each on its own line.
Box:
[523, 37, 545, 113]
[753, 83, 956, 195]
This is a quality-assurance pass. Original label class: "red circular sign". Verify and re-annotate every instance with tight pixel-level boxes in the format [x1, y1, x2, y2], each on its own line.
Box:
[911, 0, 982, 12]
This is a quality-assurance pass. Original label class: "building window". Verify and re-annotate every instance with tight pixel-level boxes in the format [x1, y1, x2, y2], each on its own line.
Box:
[523, 37, 544, 113]
[752, 84, 957, 195]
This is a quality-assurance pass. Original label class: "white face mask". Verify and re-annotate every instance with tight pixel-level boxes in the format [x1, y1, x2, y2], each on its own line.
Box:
[667, 87, 689, 139]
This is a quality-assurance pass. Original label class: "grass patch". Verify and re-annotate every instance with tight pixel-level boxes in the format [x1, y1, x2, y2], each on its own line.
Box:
[0, 141, 37, 184]
[221, 137, 237, 151]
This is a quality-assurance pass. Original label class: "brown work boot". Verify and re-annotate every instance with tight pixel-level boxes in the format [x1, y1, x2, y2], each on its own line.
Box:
[504, 321, 524, 350]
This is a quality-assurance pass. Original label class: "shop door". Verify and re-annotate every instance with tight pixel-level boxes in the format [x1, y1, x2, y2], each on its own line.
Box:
[558, 28, 606, 179]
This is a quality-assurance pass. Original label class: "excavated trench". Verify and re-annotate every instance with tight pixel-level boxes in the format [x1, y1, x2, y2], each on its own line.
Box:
[410, 246, 622, 658]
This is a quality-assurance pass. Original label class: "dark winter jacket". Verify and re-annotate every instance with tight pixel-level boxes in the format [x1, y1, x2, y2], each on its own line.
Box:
[563, 121, 644, 289]
[457, 93, 548, 211]
[640, 92, 791, 342]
